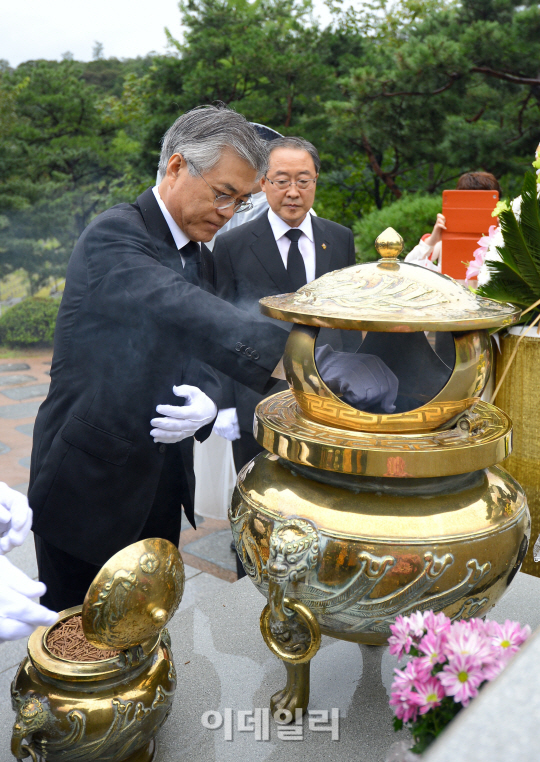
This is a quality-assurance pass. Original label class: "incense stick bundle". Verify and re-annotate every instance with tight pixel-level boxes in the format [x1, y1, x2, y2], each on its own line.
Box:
[47, 615, 119, 661]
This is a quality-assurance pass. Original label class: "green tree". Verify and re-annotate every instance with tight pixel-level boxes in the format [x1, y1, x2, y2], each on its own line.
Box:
[134, 0, 370, 225]
[325, 0, 540, 208]
[0, 59, 152, 291]
[138, 0, 338, 168]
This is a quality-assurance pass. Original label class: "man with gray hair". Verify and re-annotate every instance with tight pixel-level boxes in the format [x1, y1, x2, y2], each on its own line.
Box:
[29, 105, 290, 610]
[29, 106, 397, 609]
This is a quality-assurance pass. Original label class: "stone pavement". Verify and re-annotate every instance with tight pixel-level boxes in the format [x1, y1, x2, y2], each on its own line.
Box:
[0, 352, 238, 693]
[0, 354, 52, 494]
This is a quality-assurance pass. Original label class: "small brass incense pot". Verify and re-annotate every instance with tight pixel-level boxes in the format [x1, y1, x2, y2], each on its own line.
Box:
[230, 229, 530, 720]
[10, 538, 184, 762]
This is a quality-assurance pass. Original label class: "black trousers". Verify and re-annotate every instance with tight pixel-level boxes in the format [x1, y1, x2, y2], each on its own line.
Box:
[36, 448, 187, 612]
[232, 433, 264, 579]
[232, 433, 264, 474]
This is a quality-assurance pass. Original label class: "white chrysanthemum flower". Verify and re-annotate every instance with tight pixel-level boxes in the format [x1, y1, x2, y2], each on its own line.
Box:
[477, 262, 492, 286]
[511, 195, 522, 221]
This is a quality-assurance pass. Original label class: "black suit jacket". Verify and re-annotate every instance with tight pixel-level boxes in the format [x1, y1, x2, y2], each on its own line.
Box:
[212, 212, 359, 432]
[29, 189, 287, 565]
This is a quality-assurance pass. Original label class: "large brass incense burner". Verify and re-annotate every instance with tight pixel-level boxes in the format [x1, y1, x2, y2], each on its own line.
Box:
[10, 538, 184, 762]
[230, 228, 530, 720]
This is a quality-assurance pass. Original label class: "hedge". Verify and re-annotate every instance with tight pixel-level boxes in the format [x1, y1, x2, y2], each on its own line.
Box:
[354, 194, 443, 263]
[0, 297, 60, 347]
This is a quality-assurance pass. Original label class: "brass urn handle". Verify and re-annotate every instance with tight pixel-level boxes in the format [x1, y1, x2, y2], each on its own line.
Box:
[14, 745, 38, 762]
[260, 598, 321, 664]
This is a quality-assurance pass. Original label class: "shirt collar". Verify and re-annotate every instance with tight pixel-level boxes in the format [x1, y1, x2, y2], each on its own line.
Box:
[152, 186, 191, 250]
[267, 207, 314, 242]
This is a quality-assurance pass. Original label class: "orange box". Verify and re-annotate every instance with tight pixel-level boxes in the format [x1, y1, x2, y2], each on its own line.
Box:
[441, 190, 499, 279]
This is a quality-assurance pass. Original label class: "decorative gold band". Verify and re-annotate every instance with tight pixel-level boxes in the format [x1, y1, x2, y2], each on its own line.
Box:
[254, 394, 512, 478]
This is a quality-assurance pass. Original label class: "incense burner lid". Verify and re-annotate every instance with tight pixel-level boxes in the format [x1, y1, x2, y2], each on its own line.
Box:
[259, 228, 520, 332]
[82, 537, 184, 651]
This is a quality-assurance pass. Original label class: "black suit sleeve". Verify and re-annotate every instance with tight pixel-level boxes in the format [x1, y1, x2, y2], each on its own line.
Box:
[212, 235, 242, 409]
[347, 228, 356, 266]
[339, 228, 362, 353]
[212, 235, 237, 302]
[83, 211, 287, 394]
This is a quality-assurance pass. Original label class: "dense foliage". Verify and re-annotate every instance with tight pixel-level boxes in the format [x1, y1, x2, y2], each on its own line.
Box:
[0, 297, 60, 347]
[0, 0, 538, 286]
[354, 193, 442, 261]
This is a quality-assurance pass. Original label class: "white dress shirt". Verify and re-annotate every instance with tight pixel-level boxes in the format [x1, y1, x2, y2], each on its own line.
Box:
[267, 208, 316, 283]
[404, 236, 442, 273]
[152, 185, 195, 265]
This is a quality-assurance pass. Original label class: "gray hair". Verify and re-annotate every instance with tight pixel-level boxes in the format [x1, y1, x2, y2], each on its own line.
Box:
[267, 136, 321, 174]
[157, 105, 268, 181]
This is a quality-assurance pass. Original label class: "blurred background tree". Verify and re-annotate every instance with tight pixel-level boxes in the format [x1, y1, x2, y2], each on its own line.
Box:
[0, 0, 538, 289]
[0, 57, 152, 292]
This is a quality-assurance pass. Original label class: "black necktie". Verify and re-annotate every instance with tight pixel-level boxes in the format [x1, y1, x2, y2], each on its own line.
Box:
[285, 229, 307, 291]
[181, 240, 201, 286]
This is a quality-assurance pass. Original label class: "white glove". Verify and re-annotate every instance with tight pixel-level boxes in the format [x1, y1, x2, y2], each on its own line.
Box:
[0, 482, 33, 554]
[150, 385, 218, 444]
[214, 408, 241, 441]
[0, 555, 58, 642]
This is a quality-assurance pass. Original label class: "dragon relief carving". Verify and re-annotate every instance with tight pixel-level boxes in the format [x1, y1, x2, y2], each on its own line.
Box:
[235, 512, 493, 636]
[11, 682, 176, 762]
[267, 519, 319, 584]
[90, 569, 138, 636]
[229, 506, 266, 586]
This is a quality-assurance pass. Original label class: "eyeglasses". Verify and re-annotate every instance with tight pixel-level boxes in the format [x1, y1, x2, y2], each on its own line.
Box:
[191, 164, 253, 213]
[265, 176, 318, 190]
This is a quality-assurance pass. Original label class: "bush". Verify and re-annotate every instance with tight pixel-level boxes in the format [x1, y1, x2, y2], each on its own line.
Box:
[0, 297, 60, 347]
[354, 194, 443, 262]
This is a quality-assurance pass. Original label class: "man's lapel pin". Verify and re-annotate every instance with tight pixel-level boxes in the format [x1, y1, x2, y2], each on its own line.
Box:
[322, 243, 327, 249]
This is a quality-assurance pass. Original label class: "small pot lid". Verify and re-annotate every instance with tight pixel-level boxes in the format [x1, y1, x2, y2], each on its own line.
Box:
[259, 228, 520, 332]
[82, 538, 185, 651]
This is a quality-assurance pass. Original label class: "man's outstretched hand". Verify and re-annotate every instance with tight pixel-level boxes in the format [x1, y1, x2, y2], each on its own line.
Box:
[316, 345, 398, 413]
[150, 385, 218, 443]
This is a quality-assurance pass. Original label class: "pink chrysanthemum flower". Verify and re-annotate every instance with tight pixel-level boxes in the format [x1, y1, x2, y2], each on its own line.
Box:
[389, 688, 418, 723]
[481, 657, 506, 682]
[466, 617, 488, 634]
[438, 654, 485, 706]
[389, 616, 413, 659]
[445, 622, 493, 662]
[417, 630, 447, 671]
[410, 677, 446, 715]
[423, 611, 451, 637]
[407, 611, 427, 639]
[392, 660, 431, 693]
[490, 620, 531, 656]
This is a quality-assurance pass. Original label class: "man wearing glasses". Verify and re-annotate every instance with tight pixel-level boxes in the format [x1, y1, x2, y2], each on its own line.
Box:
[212, 136, 363, 474]
[30, 110, 396, 609]
[28, 106, 291, 610]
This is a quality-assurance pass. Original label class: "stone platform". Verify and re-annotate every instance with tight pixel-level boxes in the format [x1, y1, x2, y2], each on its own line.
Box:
[2, 573, 539, 761]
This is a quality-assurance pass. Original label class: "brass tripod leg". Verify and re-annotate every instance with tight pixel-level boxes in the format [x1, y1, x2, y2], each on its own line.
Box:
[270, 661, 311, 719]
[260, 596, 321, 724]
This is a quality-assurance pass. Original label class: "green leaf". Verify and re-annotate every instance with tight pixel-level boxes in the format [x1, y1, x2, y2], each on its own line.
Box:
[519, 173, 540, 271]
[498, 206, 540, 293]
[477, 260, 537, 308]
